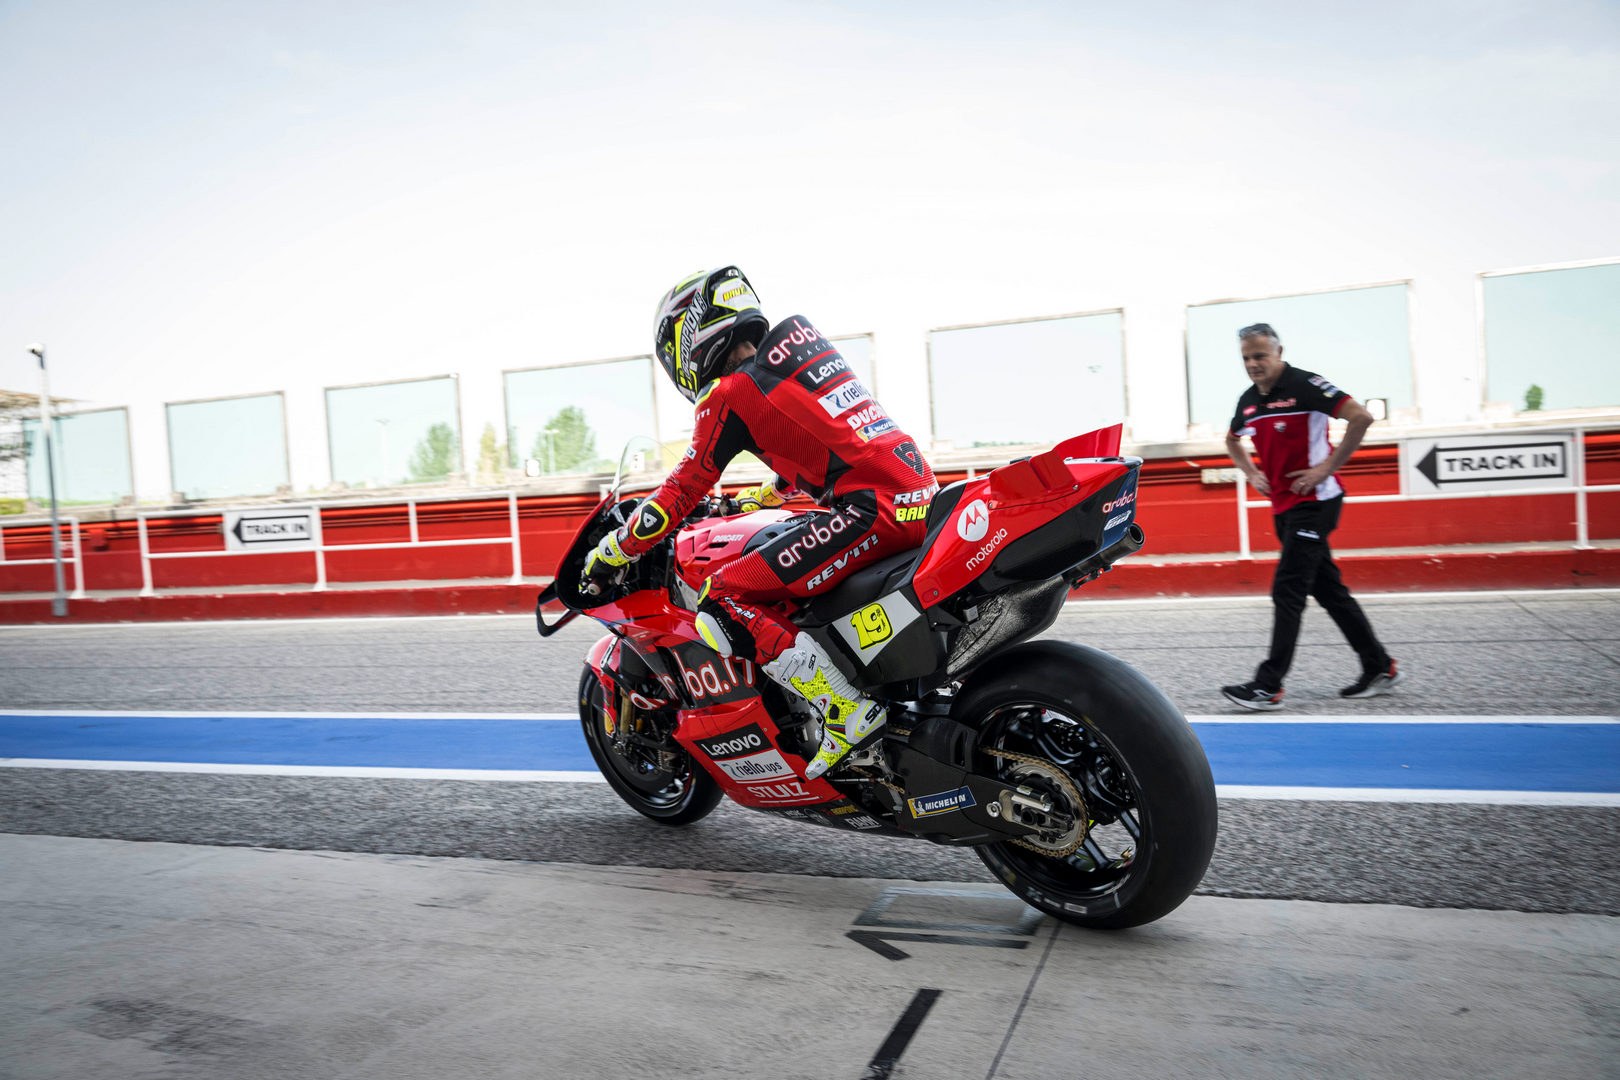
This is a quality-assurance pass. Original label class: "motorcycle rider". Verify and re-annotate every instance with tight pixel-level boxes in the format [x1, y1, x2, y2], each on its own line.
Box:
[581, 267, 938, 779]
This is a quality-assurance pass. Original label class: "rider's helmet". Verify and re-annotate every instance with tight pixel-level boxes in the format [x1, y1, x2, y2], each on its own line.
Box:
[653, 266, 769, 402]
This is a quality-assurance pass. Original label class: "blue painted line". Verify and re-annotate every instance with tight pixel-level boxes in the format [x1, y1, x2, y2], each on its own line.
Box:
[1189, 722, 1620, 794]
[0, 713, 596, 772]
[0, 713, 1617, 793]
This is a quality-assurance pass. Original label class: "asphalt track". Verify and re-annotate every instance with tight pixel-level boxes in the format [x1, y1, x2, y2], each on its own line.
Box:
[3, 590, 1619, 1078]
[2, 590, 1618, 914]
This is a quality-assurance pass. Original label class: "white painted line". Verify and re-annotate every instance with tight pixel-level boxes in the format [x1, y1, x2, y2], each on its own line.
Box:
[1187, 715, 1618, 725]
[1062, 586, 1620, 609]
[1, 758, 1611, 803]
[0, 758, 606, 782]
[5, 710, 1610, 725]
[0, 612, 542, 630]
[0, 710, 579, 722]
[1217, 785, 1620, 806]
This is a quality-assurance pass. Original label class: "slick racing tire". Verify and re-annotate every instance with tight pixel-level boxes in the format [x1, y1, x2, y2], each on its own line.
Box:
[955, 641, 1218, 930]
[579, 667, 723, 826]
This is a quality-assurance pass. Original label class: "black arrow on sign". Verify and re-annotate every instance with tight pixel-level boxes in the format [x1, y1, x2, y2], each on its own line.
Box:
[231, 515, 311, 544]
[1415, 441, 1566, 488]
[1416, 445, 1440, 488]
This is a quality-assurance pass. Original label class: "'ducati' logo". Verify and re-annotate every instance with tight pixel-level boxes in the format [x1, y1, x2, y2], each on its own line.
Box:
[957, 499, 990, 543]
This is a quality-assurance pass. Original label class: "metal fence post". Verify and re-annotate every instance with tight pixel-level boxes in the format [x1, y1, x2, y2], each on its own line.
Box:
[508, 491, 523, 585]
[137, 515, 154, 596]
[69, 518, 85, 598]
[1236, 474, 1251, 560]
[311, 506, 328, 591]
[1574, 425, 1591, 550]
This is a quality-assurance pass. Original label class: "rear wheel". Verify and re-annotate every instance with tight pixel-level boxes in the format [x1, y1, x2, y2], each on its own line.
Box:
[579, 667, 723, 825]
[957, 641, 1217, 929]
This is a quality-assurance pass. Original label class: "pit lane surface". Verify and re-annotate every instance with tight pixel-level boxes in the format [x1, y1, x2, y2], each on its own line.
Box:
[5, 835, 1615, 1080]
[4, 592, 1619, 1079]
[3, 591, 1618, 914]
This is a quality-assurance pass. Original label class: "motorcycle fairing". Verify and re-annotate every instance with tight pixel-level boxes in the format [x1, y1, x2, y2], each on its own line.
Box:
[584, 633, 681, 733]
[775, 799, 889, 832]
[672, 508, 799, 596]
[665, 639, 762, 706]
[909, 456, 1138, 608]
[670, 696, 844, 808]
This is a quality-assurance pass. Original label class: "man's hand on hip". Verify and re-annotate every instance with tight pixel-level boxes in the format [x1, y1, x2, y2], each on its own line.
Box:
[1285, 465, 1333, 495]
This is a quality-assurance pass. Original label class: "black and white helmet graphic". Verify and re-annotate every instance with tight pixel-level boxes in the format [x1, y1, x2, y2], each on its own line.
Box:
[653, 266, 769, 402]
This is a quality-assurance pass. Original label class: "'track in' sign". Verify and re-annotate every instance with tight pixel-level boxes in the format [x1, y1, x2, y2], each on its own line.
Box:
[1401, 433, 1575, 495]
[224, 507, 317, 551]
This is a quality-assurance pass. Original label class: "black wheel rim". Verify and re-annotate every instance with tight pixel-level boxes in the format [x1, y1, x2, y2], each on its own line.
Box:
[977, 703, 1150, 904]
[585, 676, 694, 811]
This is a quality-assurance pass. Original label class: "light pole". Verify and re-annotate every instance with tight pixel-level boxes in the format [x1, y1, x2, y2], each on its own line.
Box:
[28, 344, 68, 617]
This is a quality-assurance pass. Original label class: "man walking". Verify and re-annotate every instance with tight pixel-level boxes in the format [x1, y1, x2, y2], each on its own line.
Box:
[1219, 322, 1403, 710]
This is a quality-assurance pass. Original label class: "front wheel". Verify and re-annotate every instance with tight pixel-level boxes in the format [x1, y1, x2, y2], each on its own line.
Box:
[956, 641, 1217, 929]
[579, 667, 723, 825]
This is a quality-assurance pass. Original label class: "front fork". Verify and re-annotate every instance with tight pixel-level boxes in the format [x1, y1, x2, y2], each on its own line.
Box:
[588, 633, 689, 775]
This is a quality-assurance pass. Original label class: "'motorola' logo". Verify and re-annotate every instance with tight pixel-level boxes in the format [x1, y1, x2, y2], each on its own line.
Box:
[957, 499, 989, 543]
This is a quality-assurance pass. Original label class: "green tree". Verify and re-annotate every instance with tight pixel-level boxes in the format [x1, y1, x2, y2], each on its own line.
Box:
[476, 422, 507, 483]
[1524, 384, 1544, 411]
[531, 406, 597, 474]
[407, 422, 459, 481]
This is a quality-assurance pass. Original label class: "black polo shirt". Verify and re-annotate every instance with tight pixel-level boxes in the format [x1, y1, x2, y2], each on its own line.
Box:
[1230, 364, 1350, 513]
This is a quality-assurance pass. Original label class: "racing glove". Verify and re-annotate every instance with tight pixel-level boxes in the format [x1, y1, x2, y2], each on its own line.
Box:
[735, 478, 792, 513]
[581, 531, 633, 593]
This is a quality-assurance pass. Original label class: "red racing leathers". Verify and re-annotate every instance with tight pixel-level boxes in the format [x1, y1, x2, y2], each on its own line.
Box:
[614, 315, 937, 664]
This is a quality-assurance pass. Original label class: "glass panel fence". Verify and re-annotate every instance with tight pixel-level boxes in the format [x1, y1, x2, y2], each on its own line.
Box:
[326, 376, 462, 489]
[831, 334, 875, 391]
[1186, 283, 1412, 432]
[504, 358, 656, 477]
[167, 393, 288, 500]
[1483, 261, 1620, 413]
[929, 312, 1125, 449]
[22, 407, 134, 506]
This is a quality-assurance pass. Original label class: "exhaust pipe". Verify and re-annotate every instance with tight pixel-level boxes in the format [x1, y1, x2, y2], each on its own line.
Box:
[1065, 523, 1145, 587]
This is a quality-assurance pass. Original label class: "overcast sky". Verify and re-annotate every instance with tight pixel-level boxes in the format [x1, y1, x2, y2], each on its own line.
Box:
[2, 0, 1616, 495]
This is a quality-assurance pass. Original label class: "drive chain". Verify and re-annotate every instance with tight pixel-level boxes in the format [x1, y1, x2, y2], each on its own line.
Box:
[847, 749, 1087, 858]
[982, 747, 1089, 858]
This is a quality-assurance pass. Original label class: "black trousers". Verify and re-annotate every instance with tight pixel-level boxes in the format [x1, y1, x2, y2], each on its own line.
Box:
[1255, 496, 1389, 690]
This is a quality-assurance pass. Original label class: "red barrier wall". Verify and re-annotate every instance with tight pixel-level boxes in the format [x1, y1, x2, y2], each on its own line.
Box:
[3, 433, 1617, 596]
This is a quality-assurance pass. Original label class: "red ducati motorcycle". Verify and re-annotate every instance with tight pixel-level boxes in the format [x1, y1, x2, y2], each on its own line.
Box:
[536, 425, 1217, 928]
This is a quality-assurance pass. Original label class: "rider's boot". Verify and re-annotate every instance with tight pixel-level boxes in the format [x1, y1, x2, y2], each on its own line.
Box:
[763, 632, 887, 780]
